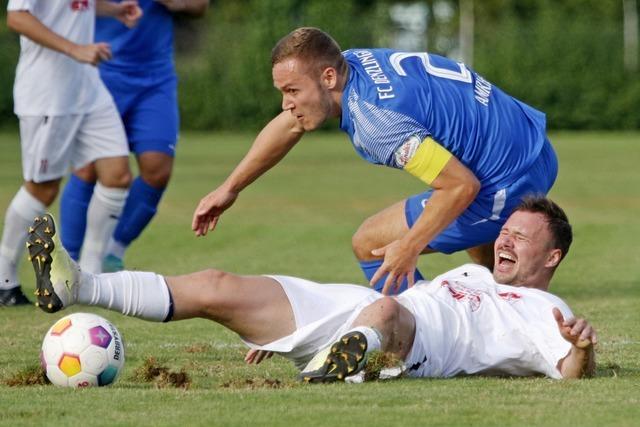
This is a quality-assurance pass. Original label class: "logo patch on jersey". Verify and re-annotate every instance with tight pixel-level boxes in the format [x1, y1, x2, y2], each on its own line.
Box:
[394, 135, 421, 167]
[442, 280, 483, 311]
[71, 1, 90, 12]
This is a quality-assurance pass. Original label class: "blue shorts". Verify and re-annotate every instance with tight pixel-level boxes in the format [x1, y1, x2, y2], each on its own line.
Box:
[405, 139, 558, 254]
[100, 67, 179, 157]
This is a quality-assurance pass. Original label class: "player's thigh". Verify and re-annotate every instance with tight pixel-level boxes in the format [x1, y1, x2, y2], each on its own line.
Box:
[19, 115, 82, 183]
[352, 200, 410, 256]
[74, 103, 130, 186]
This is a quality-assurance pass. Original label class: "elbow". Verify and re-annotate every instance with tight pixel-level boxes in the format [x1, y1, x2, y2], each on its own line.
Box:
[460, 174, 480, 204]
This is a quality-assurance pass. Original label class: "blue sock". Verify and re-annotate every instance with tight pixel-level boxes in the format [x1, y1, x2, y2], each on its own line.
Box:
[113, 177, 164, 246]
[359, 259, 424, 294]
[60, 175, 95, 260]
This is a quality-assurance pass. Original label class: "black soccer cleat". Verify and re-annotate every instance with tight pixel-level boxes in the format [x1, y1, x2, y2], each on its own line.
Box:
[27, 214, 79, 313]
[299, 331, 368, 383]
[0, 286, 31, 306]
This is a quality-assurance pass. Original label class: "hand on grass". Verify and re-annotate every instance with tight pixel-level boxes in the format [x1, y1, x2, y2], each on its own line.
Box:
[244, 349, 274, 365]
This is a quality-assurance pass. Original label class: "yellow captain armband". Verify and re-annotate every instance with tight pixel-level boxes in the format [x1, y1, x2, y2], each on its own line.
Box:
[403, 137, 453, 185]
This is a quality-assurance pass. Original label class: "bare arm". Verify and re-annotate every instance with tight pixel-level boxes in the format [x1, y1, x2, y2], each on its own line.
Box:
[96, 0, 143, 27]
[191, 111, 305, 236]
[6, 11, 111, 66]
[371, 156, 480, 293]
[155, 0, 209, 17]
[553, 308, 597, 379]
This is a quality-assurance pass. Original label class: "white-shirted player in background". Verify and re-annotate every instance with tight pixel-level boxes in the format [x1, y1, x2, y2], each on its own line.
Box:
[27, 196, 596, 380]
[0, 0, 141, 306]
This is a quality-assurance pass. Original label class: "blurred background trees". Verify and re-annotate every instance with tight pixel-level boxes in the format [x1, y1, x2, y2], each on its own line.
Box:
[0, 0, 638, 130]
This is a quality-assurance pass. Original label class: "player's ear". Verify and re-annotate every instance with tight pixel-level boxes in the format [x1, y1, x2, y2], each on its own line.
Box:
[321, 67, 337, 89]
[545, 248, 562, 268]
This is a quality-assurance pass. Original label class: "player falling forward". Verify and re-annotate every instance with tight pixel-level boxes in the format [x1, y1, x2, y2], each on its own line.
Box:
[0, 0, 141, 306]
[192, 27, 559, 295]
[28, 196, 596, 381]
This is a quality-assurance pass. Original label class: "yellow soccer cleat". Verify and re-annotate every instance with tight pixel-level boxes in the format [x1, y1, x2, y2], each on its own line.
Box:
[298, 331, 369, 384]
[27, 213, 80, 313]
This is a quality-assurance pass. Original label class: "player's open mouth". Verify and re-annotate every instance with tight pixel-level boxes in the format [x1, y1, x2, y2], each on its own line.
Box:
[497, 251, 516, 269]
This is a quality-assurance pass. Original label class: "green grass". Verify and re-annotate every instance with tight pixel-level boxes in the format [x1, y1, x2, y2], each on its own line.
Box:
[0, 130, 639, 426]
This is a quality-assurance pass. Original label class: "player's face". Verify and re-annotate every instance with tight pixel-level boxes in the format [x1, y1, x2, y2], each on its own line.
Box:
[272, 58, 336, 131]
[493, 210, 560, 288]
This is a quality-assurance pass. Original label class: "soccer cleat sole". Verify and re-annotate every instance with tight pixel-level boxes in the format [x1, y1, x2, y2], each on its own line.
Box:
[27, 214, 64, 313]
[299, 331, 368, 384]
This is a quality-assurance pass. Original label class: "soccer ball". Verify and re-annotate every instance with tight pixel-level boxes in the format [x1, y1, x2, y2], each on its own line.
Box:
[41, 313, 125, 388]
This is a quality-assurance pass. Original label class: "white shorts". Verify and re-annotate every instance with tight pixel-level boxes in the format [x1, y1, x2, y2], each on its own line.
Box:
[243, 275, 382, 370]
[19, 102, 129, 183]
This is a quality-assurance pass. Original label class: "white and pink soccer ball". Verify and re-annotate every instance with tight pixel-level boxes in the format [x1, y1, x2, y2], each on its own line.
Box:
[41, 313, 125, 388]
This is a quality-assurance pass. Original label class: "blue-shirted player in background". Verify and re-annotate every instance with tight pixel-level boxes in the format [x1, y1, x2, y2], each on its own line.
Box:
[192, 27, 558, 295]
[60, 0, 208, 273]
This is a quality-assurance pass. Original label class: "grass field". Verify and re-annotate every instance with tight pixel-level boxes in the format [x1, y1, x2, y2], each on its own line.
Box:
[0, 130, 638, 426]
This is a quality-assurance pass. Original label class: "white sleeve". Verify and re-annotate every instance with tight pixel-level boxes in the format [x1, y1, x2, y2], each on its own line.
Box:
[7, 0, 35, 12]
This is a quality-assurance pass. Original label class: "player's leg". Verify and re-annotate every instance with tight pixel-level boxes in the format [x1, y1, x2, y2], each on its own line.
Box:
[72, 103, 131, 274]
[352, 200, 428, 293]
[29, 214, 297, 345]
[1, 114, 78, 306]
[60, 164, 96, 261]
[300, 296, 416, 382]
[103, 74, 178, 272]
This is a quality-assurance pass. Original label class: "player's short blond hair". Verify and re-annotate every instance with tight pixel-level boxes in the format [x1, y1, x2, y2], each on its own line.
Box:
[271, 27, 347, 77]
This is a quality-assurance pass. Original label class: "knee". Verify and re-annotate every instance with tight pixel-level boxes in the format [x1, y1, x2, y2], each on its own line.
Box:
[97, 159, 132, 189]
[352, 218, 379, 261]
[141, 169, 171, 189]
[197, 269, 236, 318]
[369, 297, 403, 324]
[25, 181, 60, 206]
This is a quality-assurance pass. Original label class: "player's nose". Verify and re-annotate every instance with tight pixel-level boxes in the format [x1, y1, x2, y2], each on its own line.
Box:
[281, 95, 294, 111]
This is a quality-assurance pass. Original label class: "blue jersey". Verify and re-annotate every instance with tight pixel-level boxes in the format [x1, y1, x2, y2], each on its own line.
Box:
[340, 49, 547, 193]
[96, 0, 174, 72]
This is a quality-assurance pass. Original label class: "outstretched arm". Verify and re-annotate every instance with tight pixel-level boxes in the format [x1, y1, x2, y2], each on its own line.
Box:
[192, 111, 305, 236]
[155, 0, 209, 17]
[6, 11, 111, 66]
[553, 307, 597, 379]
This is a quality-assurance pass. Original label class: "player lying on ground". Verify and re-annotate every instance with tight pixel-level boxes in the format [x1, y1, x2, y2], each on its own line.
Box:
[27, 196, 596, 381]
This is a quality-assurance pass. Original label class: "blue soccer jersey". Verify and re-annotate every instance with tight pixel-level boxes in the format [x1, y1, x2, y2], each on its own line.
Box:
[340, 49, 548, 193]
[96, 0, 174, 72]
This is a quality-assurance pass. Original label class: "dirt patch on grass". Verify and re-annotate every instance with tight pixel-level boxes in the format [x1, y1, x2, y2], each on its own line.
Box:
[4, 365, 49, 387]
[363, 351, 405, 381]
[221, 377, 296, 390]
[132, 356, 191, 389]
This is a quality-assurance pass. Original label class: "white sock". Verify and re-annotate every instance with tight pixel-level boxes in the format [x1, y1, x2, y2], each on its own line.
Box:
[104, 237, 126, 259]
[0, 187, 45, 290]
[347, 326, 382, 353]
[79, 183, 127, 274]
[79, 271, 172, 322]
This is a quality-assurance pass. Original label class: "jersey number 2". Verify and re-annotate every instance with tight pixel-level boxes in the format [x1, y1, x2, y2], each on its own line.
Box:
[389, 52, 472, 83]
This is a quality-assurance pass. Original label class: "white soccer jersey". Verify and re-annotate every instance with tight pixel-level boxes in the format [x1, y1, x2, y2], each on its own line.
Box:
[253, 265, 573, 379]
[397, 264, 573, 379]
[8, 0, 112, 115]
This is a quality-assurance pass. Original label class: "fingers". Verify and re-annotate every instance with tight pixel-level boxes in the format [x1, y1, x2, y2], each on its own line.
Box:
[244, 349, 274, 365]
